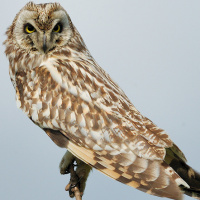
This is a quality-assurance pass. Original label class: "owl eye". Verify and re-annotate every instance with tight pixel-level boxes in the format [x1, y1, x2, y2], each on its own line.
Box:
[53, 23, 62, 33]
[24, 23, 36, 34]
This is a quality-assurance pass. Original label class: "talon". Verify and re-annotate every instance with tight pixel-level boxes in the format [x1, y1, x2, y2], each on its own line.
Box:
[70, 176, 82, 189]
[66, 176, 83, 198]
[68, 167, 81, 197]
[60, 151, 92, 198]
[69, 188, 75, 198]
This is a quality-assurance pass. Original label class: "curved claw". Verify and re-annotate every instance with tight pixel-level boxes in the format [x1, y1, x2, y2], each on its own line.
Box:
[68, 164, 82, 198]
[69, 181, 81, 197]
[70, 176, 82, 189]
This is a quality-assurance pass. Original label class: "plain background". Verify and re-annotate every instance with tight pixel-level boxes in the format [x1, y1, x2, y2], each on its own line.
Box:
[1, 1, 200, 200]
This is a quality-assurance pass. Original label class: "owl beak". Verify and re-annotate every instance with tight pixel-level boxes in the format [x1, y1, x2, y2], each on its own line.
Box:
[43, 34, 47, 53]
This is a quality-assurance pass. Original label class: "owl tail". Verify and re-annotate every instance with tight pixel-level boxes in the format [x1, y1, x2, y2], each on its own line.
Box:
[173, 161, 200, 199]
[165, 145, 200, 199]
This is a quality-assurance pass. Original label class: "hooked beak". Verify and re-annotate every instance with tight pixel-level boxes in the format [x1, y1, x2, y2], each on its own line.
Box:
[43, 34, 47, 53]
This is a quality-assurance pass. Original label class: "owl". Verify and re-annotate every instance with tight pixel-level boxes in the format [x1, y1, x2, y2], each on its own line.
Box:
[4, 2, 200, 200]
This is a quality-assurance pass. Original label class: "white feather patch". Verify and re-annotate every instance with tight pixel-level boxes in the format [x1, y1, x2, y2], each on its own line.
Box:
[41, 58, 68, 90]
[41, 59, 62, 84]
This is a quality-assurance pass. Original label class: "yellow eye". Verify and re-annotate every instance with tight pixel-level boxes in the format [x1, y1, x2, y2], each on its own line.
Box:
[53, 23, 62, 33]
[25, 24, 36, 34]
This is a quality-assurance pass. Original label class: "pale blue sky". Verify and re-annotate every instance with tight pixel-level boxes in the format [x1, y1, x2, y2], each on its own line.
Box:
[1, 1, 200, 200]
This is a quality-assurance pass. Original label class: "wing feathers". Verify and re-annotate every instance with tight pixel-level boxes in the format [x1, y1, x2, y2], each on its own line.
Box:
[67, 138, 183, 200]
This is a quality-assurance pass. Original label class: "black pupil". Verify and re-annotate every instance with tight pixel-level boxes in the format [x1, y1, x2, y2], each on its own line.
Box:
[54, 24, 61, 32]
[55, 25, 59, 31]
[27, 24, 34, 31]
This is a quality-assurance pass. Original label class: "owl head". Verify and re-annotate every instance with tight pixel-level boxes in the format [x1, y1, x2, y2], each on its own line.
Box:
[5, 2, 76, 54]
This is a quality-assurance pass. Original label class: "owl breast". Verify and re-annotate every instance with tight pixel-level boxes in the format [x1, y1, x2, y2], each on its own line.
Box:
[15, 57, 132, 151]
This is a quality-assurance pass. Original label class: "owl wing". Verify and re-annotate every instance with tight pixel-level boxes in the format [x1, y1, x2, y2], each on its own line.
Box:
[15, 57, 188, 199]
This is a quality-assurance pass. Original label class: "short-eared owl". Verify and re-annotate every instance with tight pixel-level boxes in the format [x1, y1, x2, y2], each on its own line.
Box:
[4, 2, 200, 200]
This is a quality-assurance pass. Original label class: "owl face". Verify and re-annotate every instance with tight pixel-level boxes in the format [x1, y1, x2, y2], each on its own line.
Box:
[12, 2, 73, 54]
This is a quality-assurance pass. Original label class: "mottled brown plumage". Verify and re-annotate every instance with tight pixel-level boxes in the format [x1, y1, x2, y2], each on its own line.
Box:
[4, 2, 200, 200]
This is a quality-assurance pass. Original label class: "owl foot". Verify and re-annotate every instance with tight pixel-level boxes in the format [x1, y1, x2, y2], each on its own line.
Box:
[59, 151, 92, 198]
[65, 163, 82, 199]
